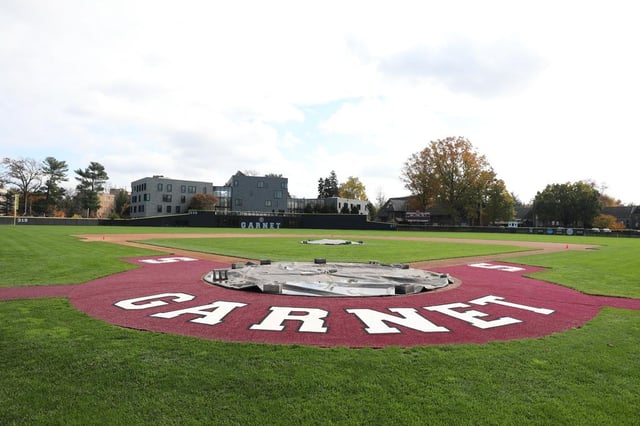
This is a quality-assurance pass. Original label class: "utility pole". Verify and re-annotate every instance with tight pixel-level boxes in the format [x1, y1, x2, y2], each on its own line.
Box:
[13, 194, 18, 225]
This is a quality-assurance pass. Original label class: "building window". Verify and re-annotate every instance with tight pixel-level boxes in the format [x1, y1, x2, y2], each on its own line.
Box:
[132, 195, 137, 203]
[181, 185, 186, 193]
[235, 199, 243, 207]
[274, 190, 283, 199]
[144, 193, 150, 201]
[188, 186, 196, 193]
[181, 195, 186, 203]
[157, 205, 162, 213]
[166, 184, 172, 192]
[157, 183, 163, 191]
[265, 200, 272, 207]
[281, 182, 287, 189]
[166, 205, 172, 213]
[233, 180, 239, 187]
[257, 181, 264, 188]
[162, 194, 172, 202]
[176, 206, 181, 213]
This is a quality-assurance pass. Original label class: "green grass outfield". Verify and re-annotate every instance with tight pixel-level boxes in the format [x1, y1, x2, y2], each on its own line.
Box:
[1, 226, 640, 424]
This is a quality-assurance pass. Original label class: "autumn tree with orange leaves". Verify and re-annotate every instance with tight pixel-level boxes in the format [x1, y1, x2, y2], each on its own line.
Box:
[401, 136, 514, 225]
[188, 193, 218, 211]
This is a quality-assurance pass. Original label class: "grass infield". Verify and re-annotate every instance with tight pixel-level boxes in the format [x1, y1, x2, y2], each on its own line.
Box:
[138, 236, 527, 264]
[1, 225, 640, 424]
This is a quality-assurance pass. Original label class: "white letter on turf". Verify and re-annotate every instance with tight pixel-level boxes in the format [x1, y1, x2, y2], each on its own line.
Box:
[151, 301, 247, 325]
[468, 263, 524, 272]
[469, 295, 554, 315]
[346, 308, 449, 334]
[115, 293, 195, 310]
[425, 303, 521, 329]
[250, 307, 328, 333]
[140, 257, 198, 264]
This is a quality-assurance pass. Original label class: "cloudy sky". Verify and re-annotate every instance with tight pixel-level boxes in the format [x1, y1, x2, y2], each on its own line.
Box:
[2, 0, 638, 204]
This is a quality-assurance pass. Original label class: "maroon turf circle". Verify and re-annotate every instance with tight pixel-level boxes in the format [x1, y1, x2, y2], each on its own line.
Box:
[49, 255, 640, 347]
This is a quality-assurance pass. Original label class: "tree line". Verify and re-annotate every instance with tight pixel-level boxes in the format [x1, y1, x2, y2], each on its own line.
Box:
[2, 137, 624, 227]
[314, 171, 376, 216]
[400, 136, 623, 228]
[0, 157, 125, 218]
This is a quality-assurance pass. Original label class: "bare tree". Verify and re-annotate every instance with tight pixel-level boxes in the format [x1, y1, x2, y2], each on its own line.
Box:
[375, 187, 386, 209]
[1, 157, 42, 215]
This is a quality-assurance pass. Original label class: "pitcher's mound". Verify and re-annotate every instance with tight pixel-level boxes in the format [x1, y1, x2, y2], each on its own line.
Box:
[204, 260, 453, 297]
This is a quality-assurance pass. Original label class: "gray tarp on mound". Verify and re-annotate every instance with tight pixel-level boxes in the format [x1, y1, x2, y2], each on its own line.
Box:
[301, 239, 363, 245]
[205, 261, 452, 297]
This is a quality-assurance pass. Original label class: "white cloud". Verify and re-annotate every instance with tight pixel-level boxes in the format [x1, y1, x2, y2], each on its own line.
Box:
[378, 39, 547, 98]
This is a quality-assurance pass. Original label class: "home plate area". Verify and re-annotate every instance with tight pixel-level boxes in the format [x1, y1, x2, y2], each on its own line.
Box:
[65, 255, 640, 348]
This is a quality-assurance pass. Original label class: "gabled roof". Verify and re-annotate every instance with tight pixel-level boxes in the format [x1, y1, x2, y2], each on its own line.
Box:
[380, 196, 450, 216]
[601, 206, 638, 219]
[384, 197, 411, 212]
[515, 206, 533, 220]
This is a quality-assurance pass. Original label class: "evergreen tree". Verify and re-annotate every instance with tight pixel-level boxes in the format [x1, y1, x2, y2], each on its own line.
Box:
[75, 162, 109, 217]
[40, 157, 69, 215]
[318, 170, 339, 198]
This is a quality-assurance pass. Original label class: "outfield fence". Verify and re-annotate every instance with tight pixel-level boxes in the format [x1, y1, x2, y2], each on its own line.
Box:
[1, 213, 638, 238]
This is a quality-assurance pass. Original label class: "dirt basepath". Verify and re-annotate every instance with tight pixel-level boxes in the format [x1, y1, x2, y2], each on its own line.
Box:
[76, 233, 598, 268]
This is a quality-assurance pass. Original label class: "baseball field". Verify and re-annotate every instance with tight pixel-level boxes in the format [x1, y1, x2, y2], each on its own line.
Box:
[1, 225, 639, 424]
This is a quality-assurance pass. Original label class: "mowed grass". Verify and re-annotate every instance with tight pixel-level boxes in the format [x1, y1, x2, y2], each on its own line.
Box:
[142, 232, 640, 298]
[1, 299, 639, 424]
[0, 226, 525, 286]
[139, 236, 526, 263]
[510, 239, 640, 298]
[0, 226, 159, 286]
[2, 225, 640, 424]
